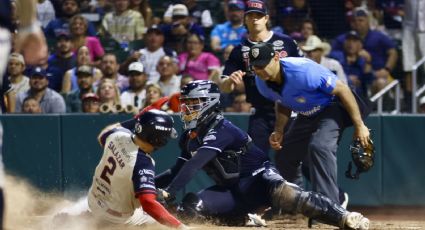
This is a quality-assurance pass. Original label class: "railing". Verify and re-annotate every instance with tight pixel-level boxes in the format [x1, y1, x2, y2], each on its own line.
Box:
[412, 56, 425, 113]
[370, 79, 401, 114]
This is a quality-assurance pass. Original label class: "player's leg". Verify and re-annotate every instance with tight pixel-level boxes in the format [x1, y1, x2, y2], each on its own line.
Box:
[125, 208, 156, 226]
[307, 105, 346, 203]
[271, 181, 369, 230]
[275, 116, 313, 188]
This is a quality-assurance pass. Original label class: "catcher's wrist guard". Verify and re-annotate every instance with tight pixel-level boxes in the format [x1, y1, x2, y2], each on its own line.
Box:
[345, 139, 375, 179]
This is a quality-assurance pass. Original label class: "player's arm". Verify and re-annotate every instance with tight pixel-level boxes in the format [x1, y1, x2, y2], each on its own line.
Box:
[155, 154, 188, 188]
[220, 46, 243, 93]
[138, 193, 183, 228]
[269, 102, 291, 150]
[97, 123, 122, 147]
[331, 80, 370, 147]
[166, 148, 218, 194]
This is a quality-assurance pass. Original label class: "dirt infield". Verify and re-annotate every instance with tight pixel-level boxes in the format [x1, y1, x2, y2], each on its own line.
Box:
[4, 175, 425, 230]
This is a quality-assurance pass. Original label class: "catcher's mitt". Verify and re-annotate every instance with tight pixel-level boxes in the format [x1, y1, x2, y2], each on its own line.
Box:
[345, 138, 375, 179]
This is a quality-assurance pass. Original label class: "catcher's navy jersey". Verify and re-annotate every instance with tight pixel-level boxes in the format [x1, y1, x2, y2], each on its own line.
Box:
[165, 118, 269, 193]
[223, 32, 301, 112]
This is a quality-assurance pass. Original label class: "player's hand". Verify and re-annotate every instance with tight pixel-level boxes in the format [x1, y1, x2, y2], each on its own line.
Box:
[269, 131, 283, 150]
[15, 30, 48, 66]
[228, 70, 246, 85]
[157, 188, 175, 205]
[353, 124, 370, 148]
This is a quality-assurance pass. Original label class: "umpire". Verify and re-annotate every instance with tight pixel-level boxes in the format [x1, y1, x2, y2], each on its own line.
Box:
[220, 0, 301, 154]
[249, 42, 371, 204]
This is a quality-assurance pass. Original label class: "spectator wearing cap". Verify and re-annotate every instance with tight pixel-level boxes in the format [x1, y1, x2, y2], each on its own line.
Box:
[330, 31, 373, 97]
[81, 93, 100, 113]
[44, 0, 97, 39]
[22, 96, 42, 114]
[157, 56, 181, 97]
[62, 46, 103, 94]
[98, 53, 129, 91]
[178, 33, 221, 81]
[37, 0, 56, 28]
[120, 62, 147, 111]
[163, 0, 213, 29]
[47, 32, 77, 92]
[120, 26, 177, 83]
[15, 67, 66, 113]
[275, 0, 311, 35]
[210, 0, 247, 52]
[69, 15, 104, 64]
[161, 4, 205, 54]
[301, 35, 347, 84]
[332, 7, 398, 94]
[65, 65, 96, 112]
[101, 0, 145, 43]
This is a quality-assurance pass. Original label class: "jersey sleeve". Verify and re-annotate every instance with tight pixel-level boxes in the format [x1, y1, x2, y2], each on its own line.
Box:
[99, 127, 131, 147]
[304, 62, 338, 94]
[198, 125, 236, 152]
[132, 154, 157, 196]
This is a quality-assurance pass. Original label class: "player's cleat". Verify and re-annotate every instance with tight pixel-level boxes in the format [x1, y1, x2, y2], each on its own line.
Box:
[343, 212, 370, 230]
[246, 213, 267, 227]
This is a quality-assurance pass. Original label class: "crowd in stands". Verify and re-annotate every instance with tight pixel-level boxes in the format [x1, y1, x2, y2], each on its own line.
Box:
[2, 0, 425, 114]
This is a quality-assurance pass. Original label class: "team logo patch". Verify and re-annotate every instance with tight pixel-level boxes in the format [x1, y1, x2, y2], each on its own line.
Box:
[252, 48, 259, 58]
[241, 46, 250, 52]
[279, 51, 288, 58]
[295, 96, 306, 103]
[203, 134, 216, 142]
[135, 123, 142, 134]
[273, 40, 284, 46]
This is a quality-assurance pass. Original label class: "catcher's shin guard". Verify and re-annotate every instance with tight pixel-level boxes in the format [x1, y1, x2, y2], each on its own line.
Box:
[272, 182, 347, 228]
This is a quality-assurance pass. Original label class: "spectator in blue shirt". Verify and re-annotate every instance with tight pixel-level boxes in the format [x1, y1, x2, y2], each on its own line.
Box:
[210, 0, 247, 52]
[332, 7, 398, 93]
[248, 42, 371, 206]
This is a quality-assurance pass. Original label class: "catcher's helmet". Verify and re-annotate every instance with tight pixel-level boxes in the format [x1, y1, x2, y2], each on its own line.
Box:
[179, 80, 221, 130]
[134, 109, 177, 148]
[345, 139, 375, 179]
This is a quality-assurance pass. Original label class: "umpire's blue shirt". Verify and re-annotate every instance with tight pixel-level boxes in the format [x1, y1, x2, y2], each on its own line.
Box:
[255, 57, 338, 117]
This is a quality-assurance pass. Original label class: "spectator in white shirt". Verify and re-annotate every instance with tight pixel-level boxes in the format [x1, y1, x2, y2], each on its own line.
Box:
[37, 0, 56, 28]
[120, 62, 147, 111]
[157, 56, 180, 97]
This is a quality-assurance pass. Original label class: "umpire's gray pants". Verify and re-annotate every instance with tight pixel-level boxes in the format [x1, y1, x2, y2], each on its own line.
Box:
[275, 103, 349, 203]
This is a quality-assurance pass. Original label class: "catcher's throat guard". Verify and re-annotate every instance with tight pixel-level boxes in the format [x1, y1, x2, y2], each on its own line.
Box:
[345, 139, 375, 180]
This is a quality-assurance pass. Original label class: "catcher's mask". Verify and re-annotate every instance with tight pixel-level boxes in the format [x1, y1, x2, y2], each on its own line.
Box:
[345, 139, 375, 180]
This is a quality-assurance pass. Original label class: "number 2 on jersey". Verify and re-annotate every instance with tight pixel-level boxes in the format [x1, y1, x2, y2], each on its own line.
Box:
[100, 156, 116, 185]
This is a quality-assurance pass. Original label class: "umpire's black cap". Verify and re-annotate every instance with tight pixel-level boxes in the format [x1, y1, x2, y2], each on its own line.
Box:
[249, 43, 276, 67]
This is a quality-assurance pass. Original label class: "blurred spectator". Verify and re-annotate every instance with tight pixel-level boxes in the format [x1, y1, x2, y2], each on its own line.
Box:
[120, 62, 147, 111]
[402, 0, 425, 110]
[65, 65, 96, 112]
[210, 0, 247, 52]
[297, 18, 318, 46]
[375, 0, 404, 39]
[130, 0, 153, 27]
[47, 33, 77, 92]
[15, 67, 66, 113]
[21, 96, 42, 114]
[330, 31, 373, 97]
[69, 15, 104, 63]
[101, 0, 145, 43]
[163, 0, 213, 28]
[62, 46, 102, 93]
[157, 56, 181, 97]
[178, 33, 221, 81]
[37, 0, 56, 28]
[99, 53, 129, 91]
[225, 92, 251, 113]
[81, 92, 100, 113]
[143, 83, 163, 109]
[419, 96, 425, 114]
[301, 35, 347, 83]
[7, 53, 30, 95]
[332, 7, 398, 93]
[277, 0, 311, 35]
[120, 26, 177, 83]
[44, 0, 97, 38]
[161, 4, 205, 53]
[168, 74, 194, 113]
[97, 78, 121, 108]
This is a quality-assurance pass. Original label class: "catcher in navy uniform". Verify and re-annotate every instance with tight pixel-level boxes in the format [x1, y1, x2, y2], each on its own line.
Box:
[155, 80, 370, 230]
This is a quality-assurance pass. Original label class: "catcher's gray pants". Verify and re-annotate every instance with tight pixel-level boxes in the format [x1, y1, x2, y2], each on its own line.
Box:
[275, 103, 349, 203]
